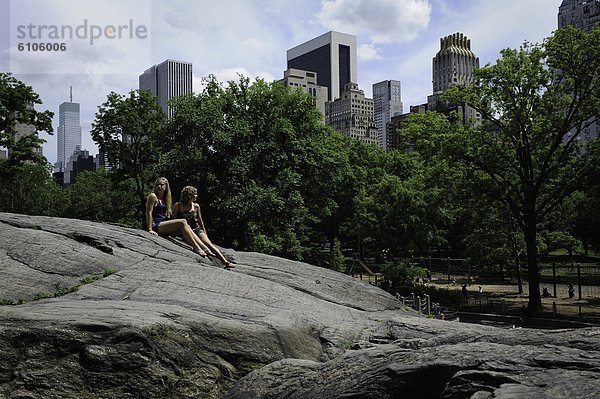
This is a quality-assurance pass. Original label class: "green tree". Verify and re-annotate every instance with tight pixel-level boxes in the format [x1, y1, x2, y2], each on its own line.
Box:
[0, 73, 53, 168]
[444, 26, 600, 312]
[158, 76, 343, 259]
[569, 188, 600, 254]
[0, 162, 66, 216]
[0, 73, 58, 215]
[91, 90, 166, 225]
[66, 169, 140, 226]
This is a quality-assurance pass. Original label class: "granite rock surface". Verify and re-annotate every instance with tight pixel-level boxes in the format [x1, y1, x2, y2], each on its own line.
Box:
[0, 213, 598, 398]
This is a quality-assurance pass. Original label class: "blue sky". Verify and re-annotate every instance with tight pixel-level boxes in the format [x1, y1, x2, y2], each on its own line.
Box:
[1, 0, 562, 165]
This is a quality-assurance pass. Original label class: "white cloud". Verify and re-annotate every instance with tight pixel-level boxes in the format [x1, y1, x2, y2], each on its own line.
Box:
[357, 43, 381, 61]
[9, 0, 151, 76]
[318, 0, 431, 44]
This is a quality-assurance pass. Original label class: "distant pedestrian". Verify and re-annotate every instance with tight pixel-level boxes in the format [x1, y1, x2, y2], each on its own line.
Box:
[478, 286, 483, 299]
[568, 283, 575, 299]
[462, 284, 469, 304]
[519, 305, 531, 324]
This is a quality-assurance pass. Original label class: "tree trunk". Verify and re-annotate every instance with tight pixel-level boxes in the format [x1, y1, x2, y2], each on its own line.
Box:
[524, 221, 542, 312]
[516, 261, 523, 294]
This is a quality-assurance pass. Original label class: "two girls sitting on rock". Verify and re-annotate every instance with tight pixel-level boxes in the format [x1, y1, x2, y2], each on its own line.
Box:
[145, 177, 234, 269]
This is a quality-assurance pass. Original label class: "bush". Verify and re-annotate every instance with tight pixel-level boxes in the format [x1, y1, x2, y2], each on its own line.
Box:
[380, 260, 427, 291]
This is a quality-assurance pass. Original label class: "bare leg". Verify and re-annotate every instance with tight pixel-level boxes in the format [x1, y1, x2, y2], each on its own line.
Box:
[198, 232, 233, 267]
[188, 230, 213, 254]
[158, 220, 205, 255]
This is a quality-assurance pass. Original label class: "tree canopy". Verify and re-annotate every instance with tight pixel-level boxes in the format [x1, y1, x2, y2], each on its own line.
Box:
[91, 89, 166, 225]
[440, 26, 600, 311]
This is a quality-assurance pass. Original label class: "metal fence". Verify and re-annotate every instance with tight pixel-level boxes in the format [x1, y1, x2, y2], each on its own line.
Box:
[538, 264, 600, 299]
[463, 297, 600, 325]
[395, 292, 459, 321]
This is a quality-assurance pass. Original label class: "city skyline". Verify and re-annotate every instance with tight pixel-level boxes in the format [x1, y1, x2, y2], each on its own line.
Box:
[1, 0, 562, 164]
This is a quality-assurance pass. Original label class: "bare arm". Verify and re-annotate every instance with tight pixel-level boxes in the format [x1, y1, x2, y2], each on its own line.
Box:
[145, 193, 157, 234]
[196, 203, 206, 232]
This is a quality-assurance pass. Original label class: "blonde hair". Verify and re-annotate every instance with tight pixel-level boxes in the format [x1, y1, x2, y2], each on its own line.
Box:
[180, 185, 197, 204]
[153, 177, 172, 217]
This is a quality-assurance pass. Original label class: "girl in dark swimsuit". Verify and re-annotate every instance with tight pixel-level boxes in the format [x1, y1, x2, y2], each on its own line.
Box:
[145, 177, 210, 257]
[173, 186, 235, 269]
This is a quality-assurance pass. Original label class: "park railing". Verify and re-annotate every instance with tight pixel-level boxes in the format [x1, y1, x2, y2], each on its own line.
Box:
[411, 256, 470, 284]
[538, 264, 600, 300]
[395, 292, 460, 321]
[462, 297, 599, 325]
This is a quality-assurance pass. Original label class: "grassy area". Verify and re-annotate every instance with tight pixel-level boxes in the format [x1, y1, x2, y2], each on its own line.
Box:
[425, 276, 600, 325]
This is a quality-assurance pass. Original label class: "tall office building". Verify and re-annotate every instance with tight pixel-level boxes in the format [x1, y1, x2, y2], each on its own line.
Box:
[287, 31, 357, 101]
[55, 97, 82, 173]
[139, 59, 193, 118]
[373, 80, 403, 149]
[558, 0, 599, 142]
[429, 32, 481, 126]
[280, 68, 328, 119]
[432, 32, 479, 94]
[558, 0, 600, 31]
[326, 82, 377, 146]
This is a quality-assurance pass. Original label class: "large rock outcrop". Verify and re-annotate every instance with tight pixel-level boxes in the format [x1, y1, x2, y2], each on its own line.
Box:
[0, 212, 599, 398]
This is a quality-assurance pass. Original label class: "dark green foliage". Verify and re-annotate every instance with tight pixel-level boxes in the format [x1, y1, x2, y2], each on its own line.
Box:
[435, 26, 600, 311]
[66, 169, 140, 227]
[0, 73, 59, 215]
[380, 260, 427, 292]
[0, 72, 53, 168]
[91, 90, 166, 226]
[0, 162, 67, 215]
[158, 76, 357, 259]
[3, 27, 598, 287]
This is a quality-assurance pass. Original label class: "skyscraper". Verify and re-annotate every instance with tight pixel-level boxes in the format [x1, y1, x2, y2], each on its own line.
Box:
[558, 0, 599, 141]
[558, 0, 600, 31]
[287, 31, 357, 101]
[326, 82, 377, 146]
[373, 80, 403, 149]
[139, 59, 193, 118]
[55, 96, 82, 173]
[432, 32, 479, 94]
[429, 32, 481, 126]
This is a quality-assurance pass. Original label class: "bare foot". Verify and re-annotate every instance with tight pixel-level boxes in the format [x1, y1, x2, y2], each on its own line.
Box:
[193, 248, 207, 257]
[223, 261, 235, 269]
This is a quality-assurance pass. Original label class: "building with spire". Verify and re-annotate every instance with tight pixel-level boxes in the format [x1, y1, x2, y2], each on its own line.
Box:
[427, 32, 481, 125]
[432, 32, 479, 94]
[55, 87, 82, 173]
